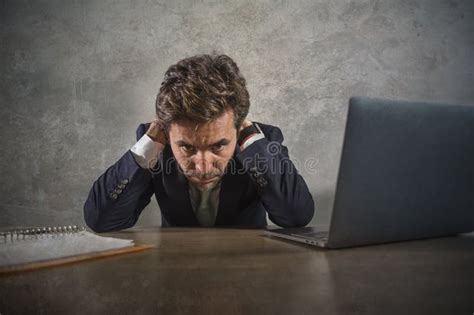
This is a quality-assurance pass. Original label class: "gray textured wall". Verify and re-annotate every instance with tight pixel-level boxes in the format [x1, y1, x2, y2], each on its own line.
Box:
[1, 0, 473, 228]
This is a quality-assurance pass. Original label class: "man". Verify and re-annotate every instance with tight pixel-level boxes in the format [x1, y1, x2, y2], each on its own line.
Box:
[84, 53, 315, 232]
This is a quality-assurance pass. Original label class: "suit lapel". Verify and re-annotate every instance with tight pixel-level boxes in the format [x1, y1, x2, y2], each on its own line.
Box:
[161, 145, 199, 226]
[215, 144, 248, 225]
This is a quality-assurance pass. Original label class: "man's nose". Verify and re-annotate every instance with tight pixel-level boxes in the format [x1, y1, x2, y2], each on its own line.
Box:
[194, 153, 214, 175]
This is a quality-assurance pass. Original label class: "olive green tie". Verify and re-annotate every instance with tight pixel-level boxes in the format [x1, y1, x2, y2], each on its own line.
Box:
[195, 188, 215, 227]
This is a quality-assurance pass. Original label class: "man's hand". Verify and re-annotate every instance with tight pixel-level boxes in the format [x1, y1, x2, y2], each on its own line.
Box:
[239, 119, 253, 132]
[146, 119, 168, 146]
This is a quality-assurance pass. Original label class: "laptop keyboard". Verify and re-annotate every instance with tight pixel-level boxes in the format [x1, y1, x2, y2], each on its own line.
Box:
[291, 230, 329, 241]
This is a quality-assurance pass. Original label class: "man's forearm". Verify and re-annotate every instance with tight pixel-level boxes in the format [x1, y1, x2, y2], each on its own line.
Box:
[83, 134, 160, 232]
[235, 127, 315, 227]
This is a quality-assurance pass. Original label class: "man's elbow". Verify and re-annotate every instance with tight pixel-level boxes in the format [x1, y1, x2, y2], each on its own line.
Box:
[291, 200, 315, 227]
[83, 199, 106, 233]
[271, 196, 315, 228]
[83, 200, 139, 233]
[83, 199, 116, 233]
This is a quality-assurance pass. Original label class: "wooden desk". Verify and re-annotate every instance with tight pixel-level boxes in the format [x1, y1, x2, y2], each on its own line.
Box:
[1, 228, 473, 314]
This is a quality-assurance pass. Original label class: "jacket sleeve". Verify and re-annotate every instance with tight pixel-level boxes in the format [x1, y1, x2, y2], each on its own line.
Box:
[83, 123, 156, 232]
[235, 125, 315, 227]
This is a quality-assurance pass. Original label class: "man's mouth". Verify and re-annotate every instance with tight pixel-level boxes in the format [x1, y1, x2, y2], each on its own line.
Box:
[193, 176, 218, 185]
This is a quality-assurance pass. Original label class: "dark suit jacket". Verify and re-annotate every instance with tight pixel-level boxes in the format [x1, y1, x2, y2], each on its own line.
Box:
[84, 122, 315, 232]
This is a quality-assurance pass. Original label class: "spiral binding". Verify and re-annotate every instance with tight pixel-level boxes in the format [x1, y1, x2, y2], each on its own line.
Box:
[1, 225, 86, 242]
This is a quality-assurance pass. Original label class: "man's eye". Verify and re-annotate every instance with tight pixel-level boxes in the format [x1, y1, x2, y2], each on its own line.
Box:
[181, 145, 194, 153]
[212, 144, 225, 152]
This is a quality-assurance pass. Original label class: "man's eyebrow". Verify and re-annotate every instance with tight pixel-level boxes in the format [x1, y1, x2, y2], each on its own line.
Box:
[211, 138, 231, 146]
[175, 139, 230, 147]
[175, 140, 192, 146]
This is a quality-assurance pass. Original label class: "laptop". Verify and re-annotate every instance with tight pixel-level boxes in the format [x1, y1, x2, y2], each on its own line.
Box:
[264, 97, 474, 248]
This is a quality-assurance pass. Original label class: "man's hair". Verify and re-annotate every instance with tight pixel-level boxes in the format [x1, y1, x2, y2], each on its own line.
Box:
[156, 53, 250, 133]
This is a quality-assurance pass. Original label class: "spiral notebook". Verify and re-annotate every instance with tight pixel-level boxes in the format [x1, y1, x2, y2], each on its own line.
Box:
[0, 225, 153, 274]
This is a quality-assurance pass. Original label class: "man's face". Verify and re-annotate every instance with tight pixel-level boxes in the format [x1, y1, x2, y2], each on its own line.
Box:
[168, 109, 238, 190]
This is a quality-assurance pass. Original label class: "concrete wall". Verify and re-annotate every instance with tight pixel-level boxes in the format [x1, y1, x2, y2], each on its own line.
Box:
[1, 0, 473, 228]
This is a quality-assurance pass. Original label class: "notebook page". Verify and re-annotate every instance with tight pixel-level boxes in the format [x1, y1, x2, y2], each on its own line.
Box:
[0, 230, 134, 267]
